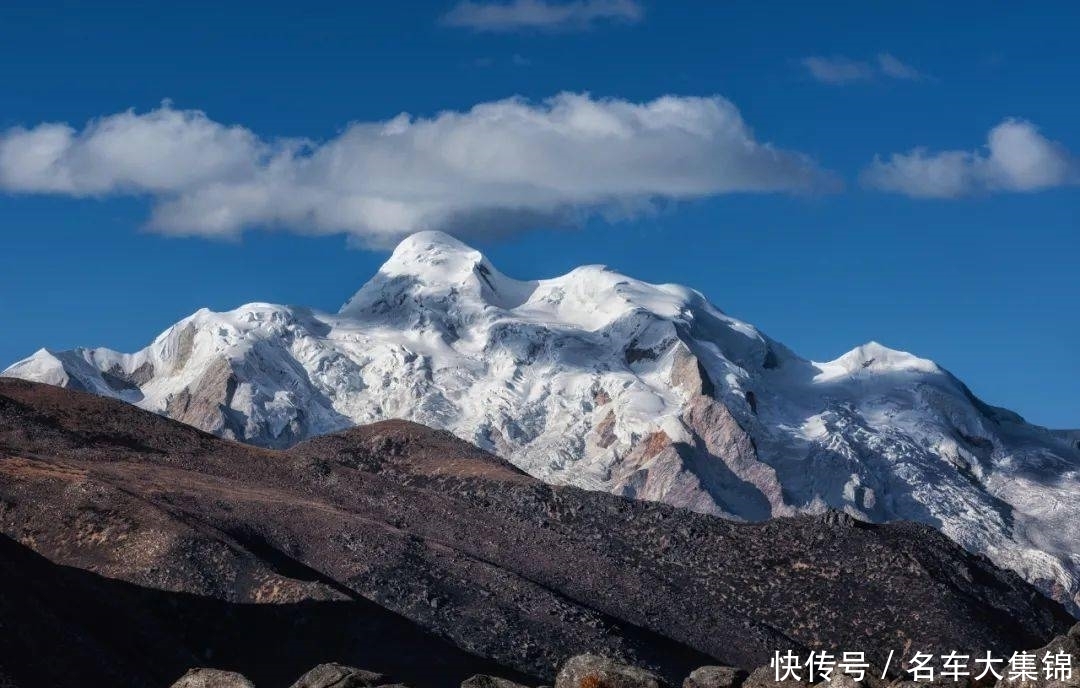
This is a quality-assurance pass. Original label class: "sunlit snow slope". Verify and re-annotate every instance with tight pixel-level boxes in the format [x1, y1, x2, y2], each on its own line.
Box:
[6, 231, 1080, 613]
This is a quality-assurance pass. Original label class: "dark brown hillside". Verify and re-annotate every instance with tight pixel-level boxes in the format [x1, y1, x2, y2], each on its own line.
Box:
[0, 378, 1073, 687]
[0, 533, 528, 688]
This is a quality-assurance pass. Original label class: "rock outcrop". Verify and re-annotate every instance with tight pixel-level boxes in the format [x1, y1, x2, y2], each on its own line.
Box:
[556, 655, 667, 688]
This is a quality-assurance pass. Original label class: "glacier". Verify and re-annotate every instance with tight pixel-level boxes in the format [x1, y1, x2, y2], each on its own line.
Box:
[5, 230, 1080, 613]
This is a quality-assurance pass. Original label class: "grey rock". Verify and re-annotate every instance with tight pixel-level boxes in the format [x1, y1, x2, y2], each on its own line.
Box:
[1070, 623, 1080, 640]
[812, 676, 860, 688]
[684, 666, 748, 688]
[289, 663, 388, 688]
[462, 675, 532, 688]
[743, 666, 808, 688]
[556, 654, 667, 688]
[893, 681, 976, 688]
[170, 668, 256, 688]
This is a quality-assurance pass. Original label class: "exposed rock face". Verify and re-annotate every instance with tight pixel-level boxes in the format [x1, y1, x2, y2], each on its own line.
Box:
[289, 663, 389, 688]
[556, 655, 666, 688]
[164, 356, 241, 439]
[683, 666, 747, 688]
[608, 342, 780, 518]
[170, 668, 256, 688]
[0, 380, 1073, 687]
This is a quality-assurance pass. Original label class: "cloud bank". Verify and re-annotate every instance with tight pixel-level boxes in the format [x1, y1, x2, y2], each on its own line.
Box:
[861, 119, 1077, 198]
[443, 0, 642, 32]
[0, 93, 837, 244]
[802, 54, 926, 85]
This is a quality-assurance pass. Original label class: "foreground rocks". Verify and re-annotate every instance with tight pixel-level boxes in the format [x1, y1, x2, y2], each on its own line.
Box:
[163, 645, 1080, 688]
[289, 663, 389, 687]
[742, 666, 806, 688]
[555, 654, 667, 688]
[170, 669, 256, 688]
[811, 676, 858, 688]
[683, 666, 748, 688]
[461, 675, 532, 688]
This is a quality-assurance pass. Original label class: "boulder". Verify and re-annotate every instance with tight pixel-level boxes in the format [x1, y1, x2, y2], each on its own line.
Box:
[684, 666, 748, 688]
[288, 663, 389, 688]
[812, 676, 860, 688]
[462, 675, 532, 688]
[555, 654, 667, 688]
[170, 668, 256, 688]
[743, 666, 808, 688]
[1070, 623, 1080, 640]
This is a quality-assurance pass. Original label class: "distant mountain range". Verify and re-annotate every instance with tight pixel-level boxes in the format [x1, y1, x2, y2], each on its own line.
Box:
[0, 378, 1072, 687]
[4, 230, 1079, 613]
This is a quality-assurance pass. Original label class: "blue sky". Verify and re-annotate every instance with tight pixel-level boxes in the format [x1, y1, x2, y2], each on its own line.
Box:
[1, 1, 1078, 427]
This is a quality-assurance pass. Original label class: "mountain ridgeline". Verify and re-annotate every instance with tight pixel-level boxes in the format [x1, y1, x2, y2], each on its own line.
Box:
[4, 231, 1080, 614]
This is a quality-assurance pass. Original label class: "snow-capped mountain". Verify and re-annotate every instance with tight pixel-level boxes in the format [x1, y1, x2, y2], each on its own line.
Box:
[5, 231, 1080, 613]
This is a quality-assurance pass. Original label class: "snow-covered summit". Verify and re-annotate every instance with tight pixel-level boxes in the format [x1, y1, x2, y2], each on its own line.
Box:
[4, 231, 1080, 614]
[375, 230, 490, 280]
[816, 341, 941, 379]
[341, 230, 537, 317]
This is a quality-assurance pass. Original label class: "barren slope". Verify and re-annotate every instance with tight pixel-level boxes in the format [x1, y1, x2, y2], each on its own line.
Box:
[0, 378, 1073, 687]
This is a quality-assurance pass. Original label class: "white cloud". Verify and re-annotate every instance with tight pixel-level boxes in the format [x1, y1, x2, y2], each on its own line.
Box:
[801, 54, 927, 84]
[0, 94, 838, 245]
[861, 119, 1077, 198]
[877, 53, 924, 81]
[443, 0, 642, 32]
[801, 56, 875, 85]
[0, 107, 271, 195]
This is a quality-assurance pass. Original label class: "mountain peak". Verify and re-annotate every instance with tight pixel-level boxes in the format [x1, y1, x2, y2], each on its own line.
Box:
[382, 231, 486, 277]
[340, 231, 524, 315]
[815, 340, 941, 381]
[394, 230, 474, 252]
